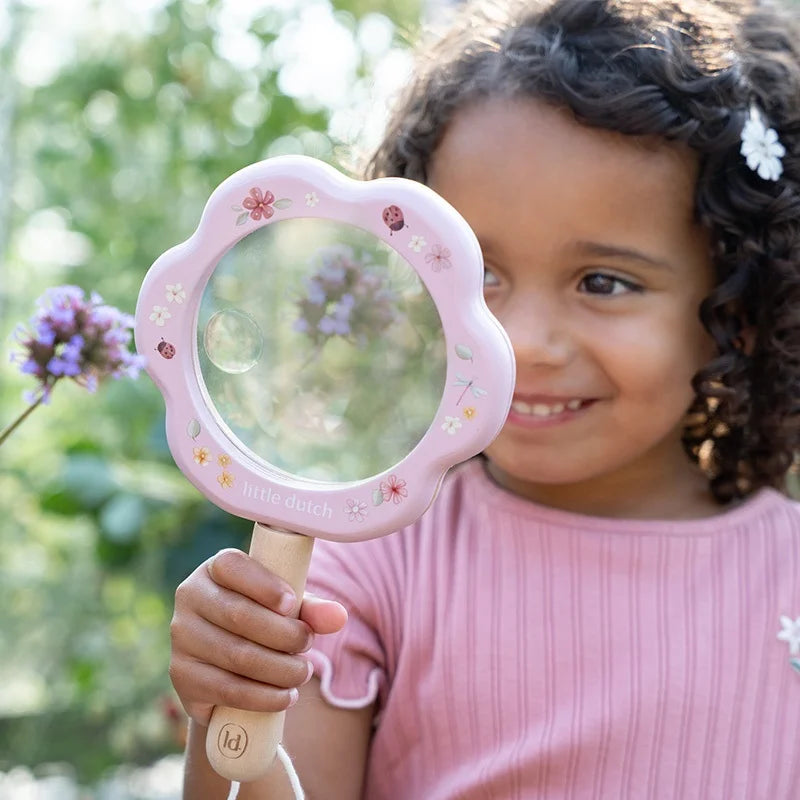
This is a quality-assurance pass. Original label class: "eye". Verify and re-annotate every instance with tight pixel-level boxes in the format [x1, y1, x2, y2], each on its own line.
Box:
[579, 272, 642, 296]
[482, 266, 501, 289]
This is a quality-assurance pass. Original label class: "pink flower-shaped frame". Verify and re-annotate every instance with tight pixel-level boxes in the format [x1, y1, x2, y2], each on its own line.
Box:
[134, 155, 514, 542]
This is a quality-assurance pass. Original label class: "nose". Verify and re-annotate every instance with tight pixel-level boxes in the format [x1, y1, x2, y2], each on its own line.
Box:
[497, 293, 574, 368]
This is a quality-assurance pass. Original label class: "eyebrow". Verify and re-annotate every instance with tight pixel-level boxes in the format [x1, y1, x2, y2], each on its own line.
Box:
[574, 241, 675, 271]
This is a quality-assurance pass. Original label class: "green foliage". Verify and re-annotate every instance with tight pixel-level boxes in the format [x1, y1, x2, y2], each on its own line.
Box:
[0, 0, 420, 781]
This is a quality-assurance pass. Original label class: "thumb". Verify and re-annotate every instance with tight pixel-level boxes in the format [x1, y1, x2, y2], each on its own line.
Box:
[299, 593, 348, 634]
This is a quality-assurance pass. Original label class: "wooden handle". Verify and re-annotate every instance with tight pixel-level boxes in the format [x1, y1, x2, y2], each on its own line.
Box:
[206, 523, 314, 782]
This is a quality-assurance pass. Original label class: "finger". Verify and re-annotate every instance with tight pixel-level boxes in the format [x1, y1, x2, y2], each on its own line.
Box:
[206, 549, 297, 615]
[190, 582, 312, 654]
[170, 658, 301, 721]
[299, 594, 348, 635]
[174, 615, 313, 689]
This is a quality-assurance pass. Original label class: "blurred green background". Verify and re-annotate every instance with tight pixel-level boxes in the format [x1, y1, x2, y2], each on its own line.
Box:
[0, 0, 425, 792]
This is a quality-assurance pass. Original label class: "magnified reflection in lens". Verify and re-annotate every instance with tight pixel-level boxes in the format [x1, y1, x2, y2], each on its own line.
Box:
[203, 309, 263, 374]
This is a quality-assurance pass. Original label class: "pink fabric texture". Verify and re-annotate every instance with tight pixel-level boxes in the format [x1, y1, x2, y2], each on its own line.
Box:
[306, 459, 800, 799]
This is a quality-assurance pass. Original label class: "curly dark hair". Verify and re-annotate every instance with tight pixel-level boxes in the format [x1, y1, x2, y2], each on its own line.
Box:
[366, 0, 800, 503]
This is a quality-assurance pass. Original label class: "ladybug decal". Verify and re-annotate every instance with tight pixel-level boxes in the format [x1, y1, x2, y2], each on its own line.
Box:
[382, 205, 407, 234]
[156, 338, 176, 359]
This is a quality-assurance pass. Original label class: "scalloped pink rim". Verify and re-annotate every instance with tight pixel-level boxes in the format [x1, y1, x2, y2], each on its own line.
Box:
[134, 155, 515, 542]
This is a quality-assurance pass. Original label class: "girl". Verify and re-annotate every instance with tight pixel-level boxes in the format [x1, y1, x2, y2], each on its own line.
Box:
[169, 0, 800, 797]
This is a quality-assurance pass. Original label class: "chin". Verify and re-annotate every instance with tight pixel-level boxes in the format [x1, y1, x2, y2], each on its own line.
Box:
[484, 444, 598, 486]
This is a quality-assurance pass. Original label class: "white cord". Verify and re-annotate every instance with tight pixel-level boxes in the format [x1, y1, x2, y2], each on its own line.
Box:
[224, 745, 304, 800]
[276, 743, 306, 799]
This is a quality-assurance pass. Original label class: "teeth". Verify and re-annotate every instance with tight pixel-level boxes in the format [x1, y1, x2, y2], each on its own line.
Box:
[512, 399, 584, 417]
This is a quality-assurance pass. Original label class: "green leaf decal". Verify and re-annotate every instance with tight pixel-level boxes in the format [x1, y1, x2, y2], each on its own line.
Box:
[273, 198, 292, 210]
[455, 344, 473, 361]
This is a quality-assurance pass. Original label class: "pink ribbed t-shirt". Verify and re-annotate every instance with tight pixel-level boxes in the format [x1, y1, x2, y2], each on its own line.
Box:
[306, 459, 800, 799]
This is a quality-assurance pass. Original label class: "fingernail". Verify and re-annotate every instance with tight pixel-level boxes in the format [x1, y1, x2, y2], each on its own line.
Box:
[277, 591, 295, 615]
[303, 660, 314, 684]
[287, 688, 299, 707]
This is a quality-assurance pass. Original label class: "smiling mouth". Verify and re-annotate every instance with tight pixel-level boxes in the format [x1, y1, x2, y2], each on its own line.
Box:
[510, 398, 594, 419]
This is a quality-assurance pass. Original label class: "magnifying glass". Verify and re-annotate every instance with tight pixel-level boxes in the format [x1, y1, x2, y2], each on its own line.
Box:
[134, 155, 515, 782]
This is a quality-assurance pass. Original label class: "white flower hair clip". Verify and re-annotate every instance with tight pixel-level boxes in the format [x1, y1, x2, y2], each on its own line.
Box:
[740, 105, 785, 181]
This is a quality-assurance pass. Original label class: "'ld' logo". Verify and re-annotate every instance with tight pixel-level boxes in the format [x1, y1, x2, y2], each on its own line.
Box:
[217, 723, 248, 759]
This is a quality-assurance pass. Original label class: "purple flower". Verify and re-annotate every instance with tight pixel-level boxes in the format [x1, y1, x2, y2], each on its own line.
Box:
[46, 357, 80, 377]
[305, 279, 326, 306]
[337, 293, 355, 316]
[317, 316, 336, 335]
[10, 285, 144, 403]
[35, 321, 57, 347]
[294, 246, 398, 349]
[318, 315, 350, 336]
[318, 263, 346, 286]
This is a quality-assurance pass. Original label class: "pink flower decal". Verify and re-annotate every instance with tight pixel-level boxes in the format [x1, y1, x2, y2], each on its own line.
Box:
[242, 188, 275, 221]
[380, 474, 407, 505]
[425, 243, 452, 271]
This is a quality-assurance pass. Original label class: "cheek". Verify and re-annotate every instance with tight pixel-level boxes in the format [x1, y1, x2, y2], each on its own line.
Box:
[593, 311, 711, 408]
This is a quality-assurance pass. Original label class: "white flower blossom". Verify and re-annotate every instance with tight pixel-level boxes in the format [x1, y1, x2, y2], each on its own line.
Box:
[740, 107, 785, 181]
[149, 305, 171, 326]
[305, 192, 319, 207]
[777, 615, 800, 655]
[165, 283, 186, 304]
[408, 235, 427, 253]
[345, 498, 367, 522]
[441, 415, 462, 435]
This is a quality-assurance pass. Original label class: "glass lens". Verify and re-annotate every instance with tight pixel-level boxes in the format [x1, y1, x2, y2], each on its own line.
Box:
[197, 218, 446, 483]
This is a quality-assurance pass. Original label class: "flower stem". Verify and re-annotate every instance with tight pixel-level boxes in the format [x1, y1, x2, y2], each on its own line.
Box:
[0, 397, 44, 447]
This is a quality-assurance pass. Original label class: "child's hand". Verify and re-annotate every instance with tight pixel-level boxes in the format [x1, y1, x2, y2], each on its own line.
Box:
[169, 547, 348, 727]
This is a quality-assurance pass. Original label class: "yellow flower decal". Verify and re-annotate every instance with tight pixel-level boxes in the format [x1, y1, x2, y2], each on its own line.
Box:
[463, 406, 476, 420]
[218, 453, 231, 467]
[193, 446, 211, 465]
[218, 471, 234, 489]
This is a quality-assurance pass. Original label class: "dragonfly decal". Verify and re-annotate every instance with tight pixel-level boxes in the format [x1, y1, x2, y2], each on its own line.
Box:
[454, 374, 488, 405]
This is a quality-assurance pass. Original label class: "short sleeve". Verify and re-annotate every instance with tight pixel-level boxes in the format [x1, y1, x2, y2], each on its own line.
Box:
[305, 536, 397, 712]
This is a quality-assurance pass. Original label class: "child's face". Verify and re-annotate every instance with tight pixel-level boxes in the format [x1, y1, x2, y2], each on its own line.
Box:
[428, 98, 716, 511]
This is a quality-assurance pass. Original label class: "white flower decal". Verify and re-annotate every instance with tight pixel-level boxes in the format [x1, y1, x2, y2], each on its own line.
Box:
[408, 235, 427, 253]
[740, 107, 785, 181]
[441, 415, 462, 435]
[305, 192, 319, 207]
[149, 305, 171, 326]
[345, 498, 367, 522]
[777, 615, 800, 655]
[425, 243, 452, 271]
[166, 283, 186, 304]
